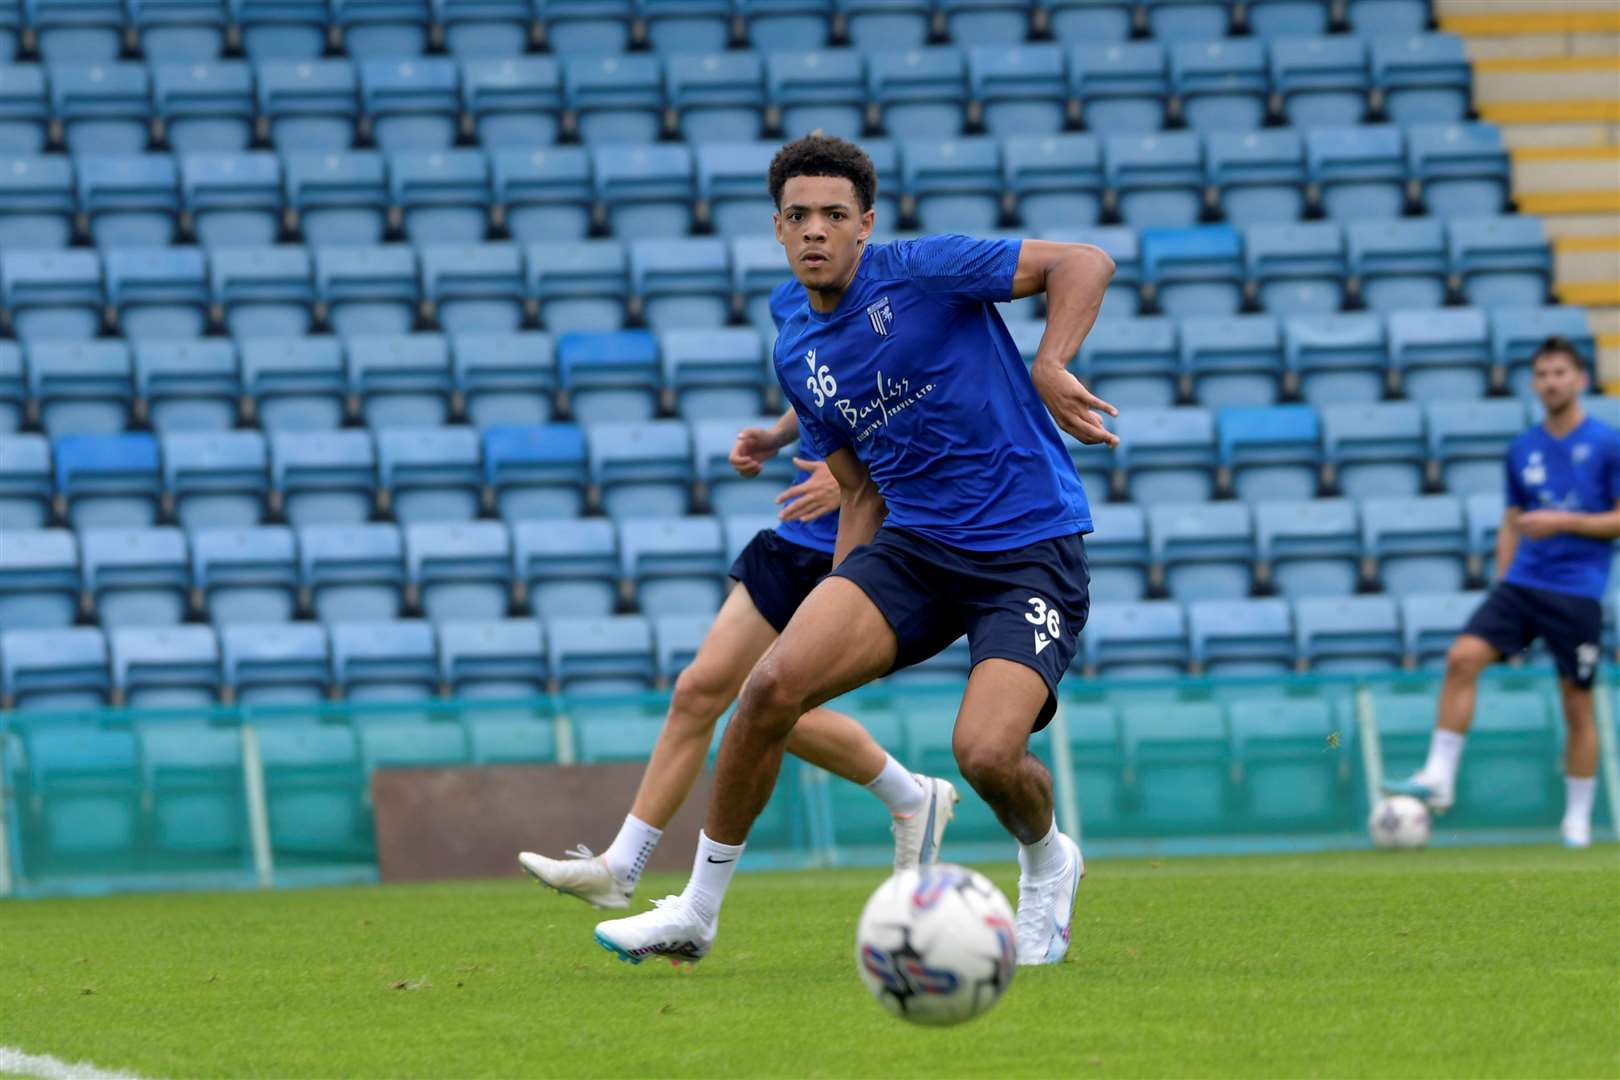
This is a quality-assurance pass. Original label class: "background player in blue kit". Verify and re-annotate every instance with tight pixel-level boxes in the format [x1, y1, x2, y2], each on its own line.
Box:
[1385, 338, 1620, 848]
[597, 134, 1120, 968]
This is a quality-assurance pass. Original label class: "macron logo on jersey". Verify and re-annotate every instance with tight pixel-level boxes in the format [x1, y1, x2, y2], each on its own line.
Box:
[866, 296, 894, 337]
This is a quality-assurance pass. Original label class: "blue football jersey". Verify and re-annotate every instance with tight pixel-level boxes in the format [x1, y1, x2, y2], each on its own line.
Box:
[1504, 415, 1620, 599]
[773, 235, 1092, 552]
[769, 278, 837, 555]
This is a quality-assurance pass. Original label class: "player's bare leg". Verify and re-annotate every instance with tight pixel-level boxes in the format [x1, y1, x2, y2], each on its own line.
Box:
[1384, 634, 1499, 812]
[1558, 679, 1598, 848]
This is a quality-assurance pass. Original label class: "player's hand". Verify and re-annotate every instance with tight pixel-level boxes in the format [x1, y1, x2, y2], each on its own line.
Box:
[776, 459, 841, 523]
[729, 426, 781, 478]
[1516, 510, 1569, 540]
[1031, 363, 1119, 448]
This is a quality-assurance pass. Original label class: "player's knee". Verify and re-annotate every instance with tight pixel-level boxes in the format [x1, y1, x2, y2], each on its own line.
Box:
[1445, 638, 1492, 678]
[735, 659, 806, 730]
[953, 737, 1019, 793]
[668, 665, 731, 733]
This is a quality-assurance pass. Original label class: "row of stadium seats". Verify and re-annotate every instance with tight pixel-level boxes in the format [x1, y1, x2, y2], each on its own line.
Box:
[3, 1, 1438, 67]
[0, 33, 1469, 157]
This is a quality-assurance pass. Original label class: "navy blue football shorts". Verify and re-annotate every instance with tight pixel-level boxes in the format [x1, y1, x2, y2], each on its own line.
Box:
[830, 526, 1091, 732]
[729, 528, 833, 634]
[1463, 581, 1604, 689]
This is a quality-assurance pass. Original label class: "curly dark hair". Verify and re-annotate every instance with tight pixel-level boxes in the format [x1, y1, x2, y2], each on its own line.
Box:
[1533, 335, 1588, 374]
[767, 134, 877, 213]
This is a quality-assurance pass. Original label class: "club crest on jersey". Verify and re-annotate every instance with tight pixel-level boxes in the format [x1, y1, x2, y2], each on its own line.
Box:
[866, 296, 894, 337]
[1522, 451, 1546, 487]
[1573, 443, 1592, 465]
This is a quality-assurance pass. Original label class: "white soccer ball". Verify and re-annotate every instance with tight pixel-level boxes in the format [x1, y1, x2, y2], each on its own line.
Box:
[854, 864, 1016, 1027]
[1369, 795, 1431, 850]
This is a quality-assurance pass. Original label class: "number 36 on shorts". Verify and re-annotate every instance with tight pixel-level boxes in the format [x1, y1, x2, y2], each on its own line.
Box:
[1024, 596, 1062, 638]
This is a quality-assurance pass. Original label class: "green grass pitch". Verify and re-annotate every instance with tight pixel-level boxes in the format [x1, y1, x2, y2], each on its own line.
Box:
[2, 846, 1616, 1078]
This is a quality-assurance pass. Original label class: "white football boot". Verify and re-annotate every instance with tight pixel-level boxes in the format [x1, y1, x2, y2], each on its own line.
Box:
[1560, 820, 1592, 849]
[1381, 774, 1455, 814]
[1014, 832, 1083, 967]
[891, 775, 959, 872]
[595, 895, 716, 967]
[518, 846, 632, 910]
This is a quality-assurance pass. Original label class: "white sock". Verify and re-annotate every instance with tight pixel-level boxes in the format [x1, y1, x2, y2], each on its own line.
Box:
[602, 813, 662, 887]
[1421, 729, 1467, 787]
[1017, 821, 1073, 880]
[865, 755, 927, 816]
[681, 831, 744, 923]
[1563, 775, 1597, 833]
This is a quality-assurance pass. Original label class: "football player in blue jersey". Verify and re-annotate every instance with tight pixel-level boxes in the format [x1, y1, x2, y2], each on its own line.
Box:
[597, 134, 1120, 967]
[1385, 337, 1620, 848]
[519, 286, 957, 912]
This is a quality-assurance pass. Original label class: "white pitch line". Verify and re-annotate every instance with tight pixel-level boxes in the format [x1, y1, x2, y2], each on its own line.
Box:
[0, 1046, 144, 1080]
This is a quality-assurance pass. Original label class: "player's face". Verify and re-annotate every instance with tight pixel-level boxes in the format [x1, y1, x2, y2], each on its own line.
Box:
[774, 175, 874, 301]
[1532, 352, 1586, 414]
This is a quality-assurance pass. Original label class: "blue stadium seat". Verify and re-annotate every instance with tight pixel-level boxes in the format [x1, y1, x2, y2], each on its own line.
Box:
[1447, 216, 1550, 309]
[721, 512, 777, 563]
[1399, 590, 1484, 668]
[565, 53, 663, 147]
[593, 143, 693, 241]
[241, 336, 345, 431]
[1083, 600, 1189, 678]
[1294, 594, 1401, 671]
[1245, 222, 1348, 317]
[210, 248, 312, 340]
[1371, 33, 1470, 125]
[0, 155, 73, 250]
[105, 247, 209, 341]
[298, 522, 406, 621]
[1003, 134, 1103, 231]
[451, 332, 556, 428]
[1255, 498, 1359, 598]
[1084, 502, 1148, 602]
[1183, 315, 1284, 409]
[512, 517, 618, 617]
[482, 423, 588, 520]
[492, 147, 592, 245]
[133, 340, 238, 436]
[546, 614, 656, 696]
[1346, 218, 1446, 313]
[1490, 306, 1594, 399]
[664, 328, 767, 418]
[2, 248, 103, 343]
[1407, 122, 1509, 219]
[0, 64, 50, 154]
[153, 62, 253, 154]
[81, 526, 190, 627]
[0, 435, 53, 529]
[638, 0, 732, 52]
[1305, 124, 1406, 222]
[1464, 490, 1504, 583]
[653, 613, 712, 682]
[135, 724, 248, 865]
[1117, 699, 1230, 835]
[694, 417, 796, 515]
[1043, 225, 1140, 317]
[1426, 399, 1527, 496]
[284, 151, 389, 247]
[1078, 316, 1177, 407]
[767, 48, 865, 141]
[528, 241, 630, 336]
[405, 520, 513, 622]
[838, 0, 930, 49]
[434, 0, 530, 58]
[630, 239, 730, 332]
[180, 151, 283, 249]
[26, 340, 132, 437]
[588, 419, 693, 519]
[558, 331, 660, 424]
[388, 149, 491, 245]
[1105, 132, 1202, 228]
[462, 58, 562, 148]
[1143, 0, 1231, 39]
[437, 618, 546, 699]
[868, 47, 967, 140]
[0, 344, 17, 436]
[330, 619, 438, 704]
[941, 0, 1033, 43]
[191, 525, 298, 624]
[1058, 424, 1115, 502]
[621, 515, 727, 618]
[730, 236, 789, 332]
[1345, 0, 1429, 38]
[220, 621, 327, 705]
[1070, 42, 1168, 134]
[1, 626, 108, 710]
[1245, 0, 1328, 38]
[55, 432, 163, 529]
[232, 0, 329, 61]
[77, 153, 180, 247]
[332, 0, 430, 58]
[667, 52, 765, 144]
[740, 0, 834, 51]
[1114, 407, 1216, 502]
[1142, 225, 1244, 318]
[111, 624, 220, 708]
[1269, 34, 1369, 128]
[315, 245, 421, 337]
[1045, 0, 1133, 43]
[1321, 401, 1424, 499]
[1363, 495, 1466, 596]
[162, 430, 269, 529]
[344, 333, 452, 430]
[1206, 130, 1306, 225]
[1149, 501, 1255, 602]
[1170, 39, 1267, 133]
[360, 57, 459, 152]
[1218, 402, 1320, 501]
[270, 428, 376, 526]
[695, 141, 778, 238]
[376, 425, 482, 523]
[901, 137, 1002, 233]
[256, 59, 359, 153]
[0, 528, 79, 629]
[49, 63, 152, 154]
[1189, 598, 1293, 675]
[540, 0, 631, 54]
[15, 727, 138, 874]
[1389, 306, 1490, 401]
[969, 44, 1067, 137]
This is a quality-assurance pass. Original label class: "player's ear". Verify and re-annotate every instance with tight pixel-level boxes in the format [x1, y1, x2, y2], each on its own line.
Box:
[859, 207, 875, 243]
[773, 211, 785, 246]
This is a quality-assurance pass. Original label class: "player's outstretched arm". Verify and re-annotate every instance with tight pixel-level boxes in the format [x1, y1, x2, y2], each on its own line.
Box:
[776, 459, 840, 523]
[825, 449, 885, 567]
[729, 409, 800, 478]
[1494, 505, 1522, 580]
[1010, 240, 1119, 448]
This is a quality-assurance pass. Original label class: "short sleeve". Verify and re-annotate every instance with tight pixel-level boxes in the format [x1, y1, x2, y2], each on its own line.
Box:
[769, 278, 805, 332]
[1504, 450, 1529, 509]
[895, 234, 1020, 303]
